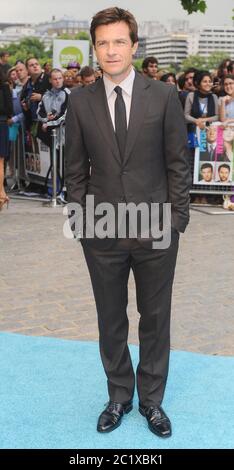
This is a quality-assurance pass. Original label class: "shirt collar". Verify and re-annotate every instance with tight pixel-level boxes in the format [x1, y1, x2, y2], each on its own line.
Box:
[103, 67, 135, 99]
[208, 143, 216, 150]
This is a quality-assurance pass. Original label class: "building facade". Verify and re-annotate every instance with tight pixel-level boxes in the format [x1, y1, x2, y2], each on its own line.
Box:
[135, 24, 234, 68]
[137, 33, 188, 67]
[196, 26, 234, 58]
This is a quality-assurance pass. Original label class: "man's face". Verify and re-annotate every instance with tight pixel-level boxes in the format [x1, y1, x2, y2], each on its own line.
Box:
[94, 21, 138, 82]
[50, 72, 63, 89]
[82, 74, 96, 86]
[184, 72, 195, 91]
[95, 69, 102, 79]
[75, 75, 82, 87]
[201, 167, 213, 182]
[206, 126, 217, 143]
[44, 63, 52, 74]
[15, 63, 28, 81]
[27, 59, 41, 77]
[145, 62, 158, 79]
[218, 167, 230, 182]
[2, 53, 10, 64]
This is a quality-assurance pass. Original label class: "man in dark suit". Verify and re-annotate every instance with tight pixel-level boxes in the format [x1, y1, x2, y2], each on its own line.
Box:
[65, 7, 191, 438]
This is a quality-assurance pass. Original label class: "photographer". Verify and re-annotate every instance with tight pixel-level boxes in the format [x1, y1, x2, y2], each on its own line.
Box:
[21, 57, 50, 132]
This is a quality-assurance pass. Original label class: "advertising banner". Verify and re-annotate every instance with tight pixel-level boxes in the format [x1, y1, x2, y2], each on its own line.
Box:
[53, 39, 89, 69]
[193, 124, 234, 186]
[24, 132, 50, 183]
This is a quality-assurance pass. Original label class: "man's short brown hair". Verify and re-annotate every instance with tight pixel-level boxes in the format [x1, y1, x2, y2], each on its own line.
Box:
[80, 66, 95, 79]
[142, 56, 158, 70]
[90, 7, 138, 46]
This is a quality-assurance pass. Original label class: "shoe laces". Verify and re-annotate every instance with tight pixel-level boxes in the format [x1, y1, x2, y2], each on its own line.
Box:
[149, 406, 165, 423]
[105, 402, 121, 415]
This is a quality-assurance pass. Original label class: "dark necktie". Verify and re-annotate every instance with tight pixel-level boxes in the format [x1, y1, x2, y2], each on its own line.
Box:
[114, 86, 127, 160]
[210, 145, 215, 159]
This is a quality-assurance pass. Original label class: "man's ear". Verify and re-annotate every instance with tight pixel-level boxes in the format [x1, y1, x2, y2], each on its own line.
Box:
[93, 45, 97, 62]
[132, 41, 138, 56]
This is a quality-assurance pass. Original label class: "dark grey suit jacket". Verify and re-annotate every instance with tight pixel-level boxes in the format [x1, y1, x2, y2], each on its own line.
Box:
[65, 73, 191, 238]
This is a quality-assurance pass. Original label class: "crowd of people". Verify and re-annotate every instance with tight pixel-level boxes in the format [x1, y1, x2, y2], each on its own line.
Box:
[0, 49, 233, 210]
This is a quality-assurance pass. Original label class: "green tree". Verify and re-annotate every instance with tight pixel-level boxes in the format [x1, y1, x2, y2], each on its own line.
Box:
[5, 37, 51, 66]
[180, 54, 207, 71]
[76, 31, 90, 41]
[206, 51, 230, 71]
[133, 59, 143, 71]
[180, 0, 207, 14]
[58, 31, 90, 41]
[168, 61, 181, 74]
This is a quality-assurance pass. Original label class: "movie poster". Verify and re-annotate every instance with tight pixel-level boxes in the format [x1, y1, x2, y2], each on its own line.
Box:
[25, 133, 50, 180]
[193, 124, 234, 186]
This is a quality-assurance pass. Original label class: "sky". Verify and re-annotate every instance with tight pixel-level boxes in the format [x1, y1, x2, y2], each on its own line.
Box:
[0, 0, 233, 27]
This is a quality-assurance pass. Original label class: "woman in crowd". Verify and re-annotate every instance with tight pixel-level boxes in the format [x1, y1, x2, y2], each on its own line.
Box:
[184, 70, 219, 204]
[217, 58, 231, 79]
[7, 67, 18, 87]
[0, 69, 13, 210]
[219, 74, 234, 125]
[227, 61, 234, 75]
[184, 70, 219, 130]
[63, 70, 76, 90]
[160, 72, 177, 85]
[219, 77, 234, 210]
[214, 58, 232, 97]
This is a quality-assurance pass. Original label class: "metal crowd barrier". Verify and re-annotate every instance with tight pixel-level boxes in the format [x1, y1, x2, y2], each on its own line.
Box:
[9, 122, 26, 192]
[9, 122, 233, 206]
[9, 121, 65, 207]
[51, 128, 57, 207]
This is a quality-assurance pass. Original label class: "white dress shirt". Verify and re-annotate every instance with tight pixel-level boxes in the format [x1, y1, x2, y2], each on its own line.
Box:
[103, 67, 135, 130]
[208, 143, 216, 153]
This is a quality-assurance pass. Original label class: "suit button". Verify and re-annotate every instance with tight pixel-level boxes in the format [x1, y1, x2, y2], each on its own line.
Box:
[121, 170, 127, 175]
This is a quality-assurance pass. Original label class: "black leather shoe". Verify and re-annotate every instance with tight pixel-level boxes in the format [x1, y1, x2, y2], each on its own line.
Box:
[139, 404, 172, 438]
[97, 401, 133, 433]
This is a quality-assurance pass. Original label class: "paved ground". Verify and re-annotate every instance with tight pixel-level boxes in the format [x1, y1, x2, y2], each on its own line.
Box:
[0, 197, 233, 355]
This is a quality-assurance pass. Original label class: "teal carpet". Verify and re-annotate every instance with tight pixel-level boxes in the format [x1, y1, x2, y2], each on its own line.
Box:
[0, 332, 233, 449]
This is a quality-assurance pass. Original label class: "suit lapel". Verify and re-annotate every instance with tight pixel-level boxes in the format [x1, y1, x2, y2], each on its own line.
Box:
[87, 79, 121, 164]
[124, 73, 151, 165]
[87, 74, 151, 166]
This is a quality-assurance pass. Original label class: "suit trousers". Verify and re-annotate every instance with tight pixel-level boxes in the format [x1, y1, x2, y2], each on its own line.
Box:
[81, 229, 179, 407]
